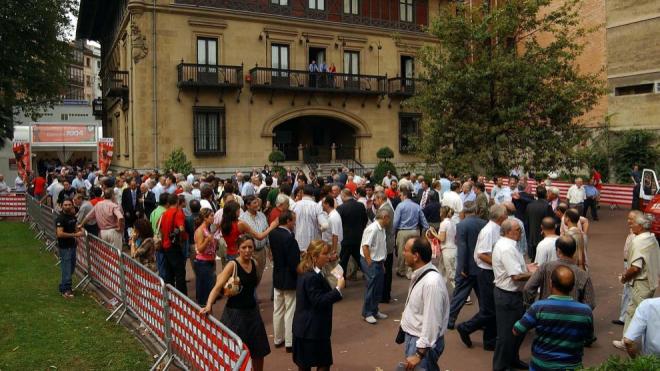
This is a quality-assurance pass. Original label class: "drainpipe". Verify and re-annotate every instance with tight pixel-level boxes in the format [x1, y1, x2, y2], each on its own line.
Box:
[130, 13, 135, 169]
[152, 0, 159, 169]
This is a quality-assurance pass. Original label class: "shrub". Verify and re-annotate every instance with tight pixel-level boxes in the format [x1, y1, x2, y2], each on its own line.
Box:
[581, 355, 660, 371]
[162, 148, 193, 175]
[271, 165, 286, 178]
[373, 160, 398, 186]
[268, 150, 285, 164]
[376, 146, 394, 160]
[611, 130, 659, 183]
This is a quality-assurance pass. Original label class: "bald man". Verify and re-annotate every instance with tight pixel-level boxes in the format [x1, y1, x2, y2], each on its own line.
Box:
[513, 266, 594, 370]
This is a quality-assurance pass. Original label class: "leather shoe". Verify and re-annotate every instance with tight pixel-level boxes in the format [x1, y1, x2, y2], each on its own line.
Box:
[456, 325, 472, 348]
[483, 344, 495, 351]
[274, 342, 284, 349]
[447, 318, 456, 330]
[611, 319, 624, 326]
[511, 360, 528, 370]
[286, 347, 293, 353]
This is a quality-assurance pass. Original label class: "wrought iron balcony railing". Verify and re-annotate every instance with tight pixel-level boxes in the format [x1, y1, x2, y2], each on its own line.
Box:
[249, 67, 387, 95]
[102, 70, 129, 98]
[177, 62, 243, 89]
[388, 77, 425, 98]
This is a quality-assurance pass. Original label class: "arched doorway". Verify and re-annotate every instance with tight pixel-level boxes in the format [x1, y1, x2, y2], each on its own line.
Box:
[273, 116, 356, 162]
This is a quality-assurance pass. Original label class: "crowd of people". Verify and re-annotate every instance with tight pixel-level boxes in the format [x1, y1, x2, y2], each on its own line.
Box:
[34, 161, 660, 370]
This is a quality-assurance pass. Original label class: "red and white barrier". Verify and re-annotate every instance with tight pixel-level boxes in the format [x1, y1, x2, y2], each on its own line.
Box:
[0, 193, 26, 217]
[166, 285, 251, 371]
[88, 235, 123, 300]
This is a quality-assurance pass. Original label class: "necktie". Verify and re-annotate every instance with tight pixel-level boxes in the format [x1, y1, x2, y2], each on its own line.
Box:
[132, 190, 136, 207]
[420, 190, 429, 208]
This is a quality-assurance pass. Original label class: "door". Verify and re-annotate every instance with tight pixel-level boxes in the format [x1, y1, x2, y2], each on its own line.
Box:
[308, 47, 326, 87]
[271, 44, 290, 87]
[401, 56, 414, 93]
[343, 51, 360, 90]
[197, 38, 218, 84]
[641, 169, 659, 201]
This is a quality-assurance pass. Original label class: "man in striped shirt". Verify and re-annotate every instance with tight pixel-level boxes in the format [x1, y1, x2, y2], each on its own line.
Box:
[513, 265, 593, 371]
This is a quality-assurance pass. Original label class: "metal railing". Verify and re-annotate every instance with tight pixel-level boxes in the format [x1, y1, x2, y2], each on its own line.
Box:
[103, 70, 129, 97]
[23, 196, 252, 371]
[177, 62, 244, 89]
[388, 77, 425, 97]
[249, 67, 387, 95]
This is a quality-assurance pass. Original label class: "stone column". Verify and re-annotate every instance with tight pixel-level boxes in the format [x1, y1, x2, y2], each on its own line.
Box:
[298, 144, 304, 163]
[354, 146, 361, 162]
[331, 143, 337, 162]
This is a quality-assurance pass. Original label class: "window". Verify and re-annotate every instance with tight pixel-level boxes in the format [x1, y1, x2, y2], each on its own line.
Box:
[197, 37, 218, 66]
[343, 51, 359, 75]
[614, 84, 654, 96]
[399, 113, 421, 153]
[309, 0, 324, 10]
[400, 0, 414, 22]
[271, 44, 290, 85]
[344, 0, 358, 14]
[97, 60, 101, 68]
[193, 108, 226, 155]
[86, 57, 91, 67]
[271, 0, 288, 5]
[86, 75, 91, 87]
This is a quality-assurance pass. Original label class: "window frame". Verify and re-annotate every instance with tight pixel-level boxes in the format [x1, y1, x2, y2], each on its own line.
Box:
[344, 0, 359, 14]
[400, 0, 414, 23]
[271, 0, 288, 5]
[399, 112, 421, 154]
[196, 37, 218, 66]
[309, 0, 325, 10]
[193, 107, 226, 156]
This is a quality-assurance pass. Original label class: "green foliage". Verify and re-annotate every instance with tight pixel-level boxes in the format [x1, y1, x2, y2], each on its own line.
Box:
[376, 147, 395, 160]
[271, 165, 286, 178]
[581, 355, 660, 371]
[0, 0, 78, 148]
[410, 0, 606, 175]
[611, 130, 659, 183]
[163, 148, 193, 175]
[268, 150, 286, 164]
[373, 160, 398, 185]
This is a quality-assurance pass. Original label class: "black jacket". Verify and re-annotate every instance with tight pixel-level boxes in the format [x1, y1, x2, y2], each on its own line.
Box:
[455, 215, 487, 277]
[121, 187, 143, 223]
[524, 199, 554, 259]
[269, 226, 300, 290]
[293, 271, 342, 340]
[336, 199, 368, 246]
[143, 191, 157, 219]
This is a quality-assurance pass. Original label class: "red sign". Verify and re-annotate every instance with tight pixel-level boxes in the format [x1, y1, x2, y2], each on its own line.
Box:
[32, 125, 97, 143]
[97, 138, 114, 174]
[12, 141, 31, 181]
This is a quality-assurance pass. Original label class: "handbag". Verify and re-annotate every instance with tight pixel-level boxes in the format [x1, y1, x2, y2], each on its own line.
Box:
[153, 215, 164, 251]
[425, 227, 442, 259]
[223, 261, 242, 297]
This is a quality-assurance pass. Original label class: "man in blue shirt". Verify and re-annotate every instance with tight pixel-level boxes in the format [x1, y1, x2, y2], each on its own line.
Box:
[393, 188, 429, 279]
[582, 180, 599, 221]
[439, 173, 451, 201]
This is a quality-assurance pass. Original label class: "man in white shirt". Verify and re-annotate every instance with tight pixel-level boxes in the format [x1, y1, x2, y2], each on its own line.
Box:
[566, 177, 586, 215]
[492, 219, 536, 371]
[292, 185, 328, 252]
[47, 176, 64, 209]
[322, 195, 343, 287]
[534, 217, 560, 265]
[442, 181, 463, 224]
[360, 208, 390, 324]
[400, 236, 449, 371]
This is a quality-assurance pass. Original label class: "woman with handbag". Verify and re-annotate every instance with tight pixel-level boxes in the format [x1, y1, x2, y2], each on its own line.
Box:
[427, 206, 457, 290]
[201, 234, 271, 371]
[292, 240, 345, 371]
[193, 208, 217, 306]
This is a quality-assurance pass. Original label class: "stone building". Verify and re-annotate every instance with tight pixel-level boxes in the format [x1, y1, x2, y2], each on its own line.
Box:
[76, 0, 440, 172]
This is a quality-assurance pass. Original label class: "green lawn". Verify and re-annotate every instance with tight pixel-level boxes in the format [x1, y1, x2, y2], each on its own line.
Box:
[0, 222, 152, 370]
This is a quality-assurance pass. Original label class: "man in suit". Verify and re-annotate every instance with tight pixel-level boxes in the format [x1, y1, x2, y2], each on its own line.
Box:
[368, 190, 395, 303]
[142, 179, 157, 218]
[121, 178, 142, 243]
[524, 186, 554, 261]
[337, 189, 368, 279]
[448, 201, 486, 329]
[417, 179, 437, 209]
[269, 210, 300, 353]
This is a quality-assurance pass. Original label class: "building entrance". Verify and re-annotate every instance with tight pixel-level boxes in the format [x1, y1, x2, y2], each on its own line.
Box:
[273, 116, 356, 162]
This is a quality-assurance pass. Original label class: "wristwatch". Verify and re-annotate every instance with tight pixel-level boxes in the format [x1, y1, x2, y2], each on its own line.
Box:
[415, 349, 426, 359]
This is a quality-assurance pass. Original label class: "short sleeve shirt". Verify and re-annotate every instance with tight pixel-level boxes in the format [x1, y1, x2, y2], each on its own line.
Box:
[360, 221, 387, 262]
[56, 213, 78, 249]
[492, 237, 527, 292]
[625, 297, 660, 355]
[322, 209, 344, 246]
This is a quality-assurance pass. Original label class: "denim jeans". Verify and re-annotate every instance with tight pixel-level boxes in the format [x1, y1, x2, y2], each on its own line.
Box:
[403, 333, 445, 371]
[194, 260, 216, 306]
[59, 247, 77, 293]
[359, 257, 384, 318]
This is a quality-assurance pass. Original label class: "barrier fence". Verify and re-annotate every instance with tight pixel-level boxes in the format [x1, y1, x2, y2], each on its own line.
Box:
[22, 195, 252, 371]
[0, 193, 26, 218]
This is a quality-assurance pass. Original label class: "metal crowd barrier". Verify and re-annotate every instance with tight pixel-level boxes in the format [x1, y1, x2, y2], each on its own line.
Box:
[22, 195, 252, 371]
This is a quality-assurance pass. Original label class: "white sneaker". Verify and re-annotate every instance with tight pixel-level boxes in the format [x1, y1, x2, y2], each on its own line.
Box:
[612, 340, 625, 350]
[376, 312, 388, 320]
[364, 315, 377, 324]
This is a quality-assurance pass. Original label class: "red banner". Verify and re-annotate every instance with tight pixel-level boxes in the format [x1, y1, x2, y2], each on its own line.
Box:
[32, 125, 97, 143]
[97, 138, 114, 174]
[12, 141, 31, 181]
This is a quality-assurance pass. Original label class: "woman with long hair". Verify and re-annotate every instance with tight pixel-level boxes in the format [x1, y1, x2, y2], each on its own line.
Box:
[429, 206, 457, 290]
[193, 208, 217, 306]
[220, 200, 277, 264]
[201, 235, 271, 371]
[129, 218, 156, 272]
[292, 240, 345, 371]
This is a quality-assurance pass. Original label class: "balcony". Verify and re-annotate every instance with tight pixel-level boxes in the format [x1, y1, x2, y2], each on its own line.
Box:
[103, 70, 128, 98]
[249, 67, 387, 96]
[177, 63, 243, 89]
[388, 77, 425, 98]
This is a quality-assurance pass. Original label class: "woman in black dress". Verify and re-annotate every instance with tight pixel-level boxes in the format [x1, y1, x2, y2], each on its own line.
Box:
[201, 234, 270, 371]
[293, 240, 345, 371]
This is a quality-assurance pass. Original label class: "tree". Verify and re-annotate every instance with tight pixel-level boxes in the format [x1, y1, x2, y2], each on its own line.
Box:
[376, 146, 395, 161]
[410, 0, 605, 175]
[373, 146, 398, 186]
[0, 0, 78, 148]
[611, 130, 659, 183]
[163, 148, 193, 175]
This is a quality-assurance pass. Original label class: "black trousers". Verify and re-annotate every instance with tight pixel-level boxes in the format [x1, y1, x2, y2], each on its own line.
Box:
[583, 197, 598, 220]
[459, 269, 496, 348]
[339, 242, 362, 279]
[163, 245, 188, 295]
[448, 273, 479, 324]
[493, 288, 525, 371]
[381, 252, 394, 302]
